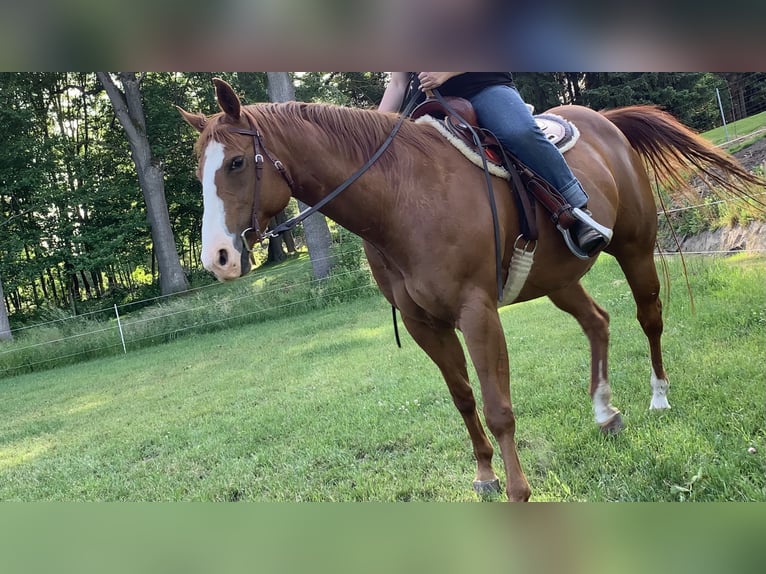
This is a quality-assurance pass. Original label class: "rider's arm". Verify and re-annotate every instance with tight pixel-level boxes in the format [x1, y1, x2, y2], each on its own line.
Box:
[378, 72, 411, 113]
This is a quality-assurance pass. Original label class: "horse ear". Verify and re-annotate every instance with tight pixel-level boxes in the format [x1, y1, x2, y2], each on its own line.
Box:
[213, 77, 241, 121]
[176, 106, 207, 132]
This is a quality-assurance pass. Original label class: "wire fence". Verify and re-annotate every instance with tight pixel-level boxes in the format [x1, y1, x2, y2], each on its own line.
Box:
[0, 250, 378, 378]
[4, 158, 766, 378]
[657, 191, 766, 216]
[2, 211, 764, 380]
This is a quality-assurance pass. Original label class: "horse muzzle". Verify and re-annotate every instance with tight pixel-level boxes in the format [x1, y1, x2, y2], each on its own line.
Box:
[202, 242, 251, 281]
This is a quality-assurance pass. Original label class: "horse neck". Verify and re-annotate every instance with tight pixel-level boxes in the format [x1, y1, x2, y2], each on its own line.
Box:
[262, 107, 396, 240]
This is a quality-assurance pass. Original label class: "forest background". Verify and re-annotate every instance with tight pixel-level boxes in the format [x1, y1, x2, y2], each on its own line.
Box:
[1, 72, 764, 333]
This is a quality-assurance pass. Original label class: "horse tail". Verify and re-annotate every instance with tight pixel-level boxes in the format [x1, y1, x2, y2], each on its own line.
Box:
[602, 105, 766, 205]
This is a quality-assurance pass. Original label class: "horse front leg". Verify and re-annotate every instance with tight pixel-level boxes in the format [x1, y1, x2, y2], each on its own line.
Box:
[548, 283, 623, 434]
[365, 245, 500, 494]
[400, 315, 501, 494]
[458, 295, 531, 502]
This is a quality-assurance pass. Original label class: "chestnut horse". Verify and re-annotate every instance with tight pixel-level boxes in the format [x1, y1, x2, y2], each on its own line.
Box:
[179, 79, 762, 501]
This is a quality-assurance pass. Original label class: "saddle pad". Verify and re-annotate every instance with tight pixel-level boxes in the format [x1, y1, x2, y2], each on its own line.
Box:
[415, 115, 511, 179]
[534, 113, 580, 153]
[415, 112, 580, 178]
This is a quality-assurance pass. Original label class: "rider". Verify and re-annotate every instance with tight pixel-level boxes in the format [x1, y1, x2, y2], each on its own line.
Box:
[378, 72, 611, 256]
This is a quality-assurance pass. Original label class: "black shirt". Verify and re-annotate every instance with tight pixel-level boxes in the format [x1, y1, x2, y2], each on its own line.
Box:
[400, 72, 515, 112]
[439, 73, 515, 99]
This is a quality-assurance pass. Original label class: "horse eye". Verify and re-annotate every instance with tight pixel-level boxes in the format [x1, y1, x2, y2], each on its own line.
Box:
[229, 157, 245, 171]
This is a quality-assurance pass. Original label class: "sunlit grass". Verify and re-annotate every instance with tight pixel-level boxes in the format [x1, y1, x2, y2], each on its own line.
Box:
[0, 255, 763, 501]
[702, 111, 766, 146]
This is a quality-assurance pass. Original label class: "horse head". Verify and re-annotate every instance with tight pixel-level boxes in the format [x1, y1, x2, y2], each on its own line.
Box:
[178, 78, 293, 281]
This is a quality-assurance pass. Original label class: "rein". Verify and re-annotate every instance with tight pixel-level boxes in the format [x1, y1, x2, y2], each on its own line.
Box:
[233, 85, 424, 250]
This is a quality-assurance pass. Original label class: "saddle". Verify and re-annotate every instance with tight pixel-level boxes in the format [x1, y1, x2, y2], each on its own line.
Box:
[411, 96, 503, 163]
[410, 96, 580, 235]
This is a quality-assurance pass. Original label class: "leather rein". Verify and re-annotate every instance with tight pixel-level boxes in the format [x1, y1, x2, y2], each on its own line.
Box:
[228, 90, 422, 253]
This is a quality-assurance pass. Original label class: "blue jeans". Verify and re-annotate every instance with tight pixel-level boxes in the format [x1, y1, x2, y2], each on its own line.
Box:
[469, 84, 588, 208]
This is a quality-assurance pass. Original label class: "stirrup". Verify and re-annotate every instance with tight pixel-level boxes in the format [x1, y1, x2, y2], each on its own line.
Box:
[557, 207, 613, 260]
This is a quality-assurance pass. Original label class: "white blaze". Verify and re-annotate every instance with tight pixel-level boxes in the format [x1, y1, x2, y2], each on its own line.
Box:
[200, 141, 237, 271]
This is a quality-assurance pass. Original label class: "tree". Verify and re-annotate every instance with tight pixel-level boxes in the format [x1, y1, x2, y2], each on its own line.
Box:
[514, 73, 572, 111]
[579, 73, 727, 131]
[266, 72, 335, 279]
[96, 72, 189, 295]
[295, 72, 388, 107]
[139, 73, 213, 274]
[0, 73, 56, 315]
[0, 274, 10, 341]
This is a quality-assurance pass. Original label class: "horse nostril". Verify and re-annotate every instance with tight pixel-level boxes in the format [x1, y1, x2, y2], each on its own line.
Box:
[218, 249, 229, 266]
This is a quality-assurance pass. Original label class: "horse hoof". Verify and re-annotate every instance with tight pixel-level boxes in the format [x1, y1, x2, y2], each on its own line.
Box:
[649, 397, 671, 410]
[600, 412, 624, 435]
[473, 478, 502, 496]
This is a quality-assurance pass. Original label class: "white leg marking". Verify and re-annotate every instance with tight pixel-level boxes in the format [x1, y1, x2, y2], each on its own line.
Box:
[593, 380, 618, 425]
[650, 368, 671, 410]
[592, 361, 619, 425]
[200, 141, 238, 272]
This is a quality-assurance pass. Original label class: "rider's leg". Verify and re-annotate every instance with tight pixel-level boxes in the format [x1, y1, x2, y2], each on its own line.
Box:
[469, 84, 610, 255]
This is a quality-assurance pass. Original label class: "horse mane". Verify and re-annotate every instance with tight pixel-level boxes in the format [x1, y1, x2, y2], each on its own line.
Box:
[195, 101, 441, 172]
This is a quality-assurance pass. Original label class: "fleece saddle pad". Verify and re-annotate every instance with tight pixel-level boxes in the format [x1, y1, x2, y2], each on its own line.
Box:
[415, 112, 580, 179]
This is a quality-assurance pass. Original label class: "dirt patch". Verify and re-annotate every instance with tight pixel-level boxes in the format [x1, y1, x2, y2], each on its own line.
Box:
[672, 221, 766, 253]
[661, 138, 766, 253]
[730, 135, 766, 172]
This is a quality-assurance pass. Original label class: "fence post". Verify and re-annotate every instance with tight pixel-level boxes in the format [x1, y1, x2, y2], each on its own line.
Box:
[114, 304, 127, 354]
[716, 87, 730, 142]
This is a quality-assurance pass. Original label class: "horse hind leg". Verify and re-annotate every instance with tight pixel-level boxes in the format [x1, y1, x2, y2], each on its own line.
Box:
[548, 283, 624, 434]
[615, 252, 671, 411]
[399, 314, 502, 496]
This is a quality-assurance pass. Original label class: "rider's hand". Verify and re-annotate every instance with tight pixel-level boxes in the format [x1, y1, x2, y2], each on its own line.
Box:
[417, 72, 463, 91]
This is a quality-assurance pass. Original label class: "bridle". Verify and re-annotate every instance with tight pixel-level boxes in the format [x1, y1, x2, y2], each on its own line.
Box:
[227, 111, 297, 252]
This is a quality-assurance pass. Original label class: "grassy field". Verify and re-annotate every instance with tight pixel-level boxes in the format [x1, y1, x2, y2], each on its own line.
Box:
[0, 254, 763, 501]
[0, 243, 374, 378]
[702, 110, 766, 149]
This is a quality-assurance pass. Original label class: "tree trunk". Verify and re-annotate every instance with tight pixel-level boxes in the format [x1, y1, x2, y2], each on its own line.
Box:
[96, 72, 189, 296]
[0, 275, 12, 341]
[80, 271, 92, 299]
[266, 217, 288, 263]
[39, 273, 49, 299]
[46, 268, 59, 305]
[297, 199, 334, 279]
[274, 210, 296, 253]
[91, 270, 103, 297]
[22, 245, 41, 307]
[723, 73, 747, 121]
[266, 72, 335, 279]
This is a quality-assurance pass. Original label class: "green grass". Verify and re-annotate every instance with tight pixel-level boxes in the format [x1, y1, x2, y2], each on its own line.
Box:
[0, 254, 763, 501]
[701, 111, 766, 147]
[0, 241, 375, 378]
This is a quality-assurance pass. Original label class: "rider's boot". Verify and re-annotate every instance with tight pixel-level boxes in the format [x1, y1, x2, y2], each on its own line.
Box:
[562, 207, 612, 259]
